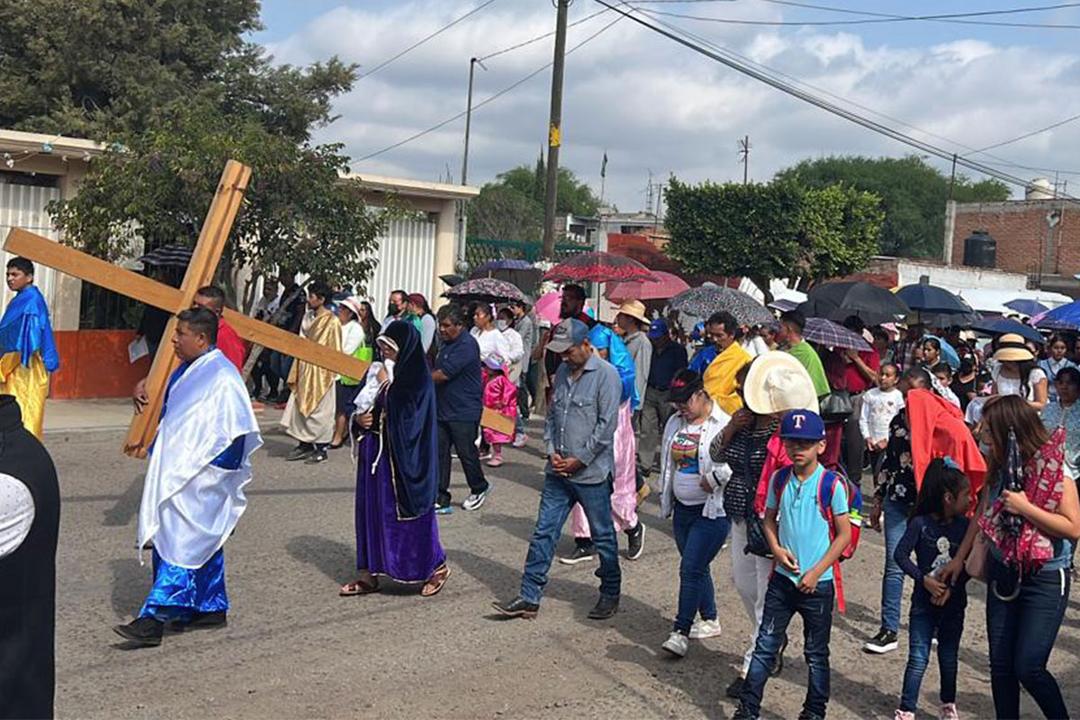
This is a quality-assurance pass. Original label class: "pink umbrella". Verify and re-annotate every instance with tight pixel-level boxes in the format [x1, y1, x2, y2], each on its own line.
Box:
[606, 270, 689, 302]
[534, 290, 595, 325]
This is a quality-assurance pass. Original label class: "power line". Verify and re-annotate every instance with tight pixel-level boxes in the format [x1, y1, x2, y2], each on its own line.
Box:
[355, 12, 623, 162]
[630, 4, 1080, 179]
[974, 111, 1080, 153]
[643, 2, 1080, 28]
[357, 0, 499, 81]
[597, 1, 1080, 204]
[479, 6, 610, 61]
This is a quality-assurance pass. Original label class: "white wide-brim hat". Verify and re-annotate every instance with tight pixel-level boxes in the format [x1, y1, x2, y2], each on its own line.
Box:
[743, 350, 821, 415]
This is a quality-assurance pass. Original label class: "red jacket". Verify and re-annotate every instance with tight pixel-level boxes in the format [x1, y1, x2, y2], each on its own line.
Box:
[216, 318, 246, 372]
[906, 388, 986, 498]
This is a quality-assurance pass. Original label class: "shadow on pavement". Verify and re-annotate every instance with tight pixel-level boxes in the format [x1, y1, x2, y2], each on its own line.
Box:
[286, 534, 356, 586]
[102, 474, 144, 527]
[109, 558, 149, 619]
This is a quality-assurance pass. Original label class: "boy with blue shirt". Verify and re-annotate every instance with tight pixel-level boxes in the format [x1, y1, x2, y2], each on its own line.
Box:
[734, 409, 851, 720]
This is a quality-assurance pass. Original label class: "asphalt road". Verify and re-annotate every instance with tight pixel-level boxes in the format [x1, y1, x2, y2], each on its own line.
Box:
[46, 420, 1080, 719]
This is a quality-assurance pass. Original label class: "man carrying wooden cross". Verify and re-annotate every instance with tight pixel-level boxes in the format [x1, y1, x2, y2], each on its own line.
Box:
[115, 307, 262, 647]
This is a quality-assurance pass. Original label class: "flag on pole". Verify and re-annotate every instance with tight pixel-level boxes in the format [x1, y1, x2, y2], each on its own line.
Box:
[601, 151, 608, 179]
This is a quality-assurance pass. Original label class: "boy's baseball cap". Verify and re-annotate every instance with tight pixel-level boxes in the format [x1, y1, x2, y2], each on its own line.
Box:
[546, 318, 590, 353]
[779, 409, 826, 441]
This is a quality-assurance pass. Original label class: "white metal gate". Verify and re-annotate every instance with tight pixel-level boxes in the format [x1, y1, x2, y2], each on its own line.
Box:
[0, 183, 60, 315]
[361, 217, 437, 309]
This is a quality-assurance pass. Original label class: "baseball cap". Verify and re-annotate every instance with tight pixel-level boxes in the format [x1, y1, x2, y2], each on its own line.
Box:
[668, 370, 704, 404]
[779, 409, 826, 441]
[547, 318, 590, 353]
[648, 318, 668, 340]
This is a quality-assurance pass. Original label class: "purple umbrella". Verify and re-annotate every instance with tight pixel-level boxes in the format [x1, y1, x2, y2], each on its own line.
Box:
[804, 317, 871, 351]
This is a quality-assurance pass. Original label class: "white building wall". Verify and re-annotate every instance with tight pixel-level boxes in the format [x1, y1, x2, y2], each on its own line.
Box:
[361, 217, 438, 309]
[0, 183, 60, 315]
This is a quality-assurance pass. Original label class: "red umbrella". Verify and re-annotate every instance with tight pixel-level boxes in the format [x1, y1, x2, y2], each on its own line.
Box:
[605, 270, 689, 301]
[543, 251, 656, 284]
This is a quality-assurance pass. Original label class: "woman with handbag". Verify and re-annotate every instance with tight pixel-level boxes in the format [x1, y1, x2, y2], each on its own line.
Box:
[943, 395, 1080, 719]
[709, 353, 817, 699]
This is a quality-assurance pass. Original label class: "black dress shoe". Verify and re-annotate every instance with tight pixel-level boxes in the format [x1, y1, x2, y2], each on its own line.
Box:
[113, 617, 164, 647]
[491, 597, 539, 619]
[725, 675, 744, 699]
[285, 444, 314, 462]
[173, 611, 228, 632]
[587, 594, 619, 620]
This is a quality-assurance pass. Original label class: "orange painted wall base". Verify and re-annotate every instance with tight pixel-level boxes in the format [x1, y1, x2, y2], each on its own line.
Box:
[51, 330, 152, 399]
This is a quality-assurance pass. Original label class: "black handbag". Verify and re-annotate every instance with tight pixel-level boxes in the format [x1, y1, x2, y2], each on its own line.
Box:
[738, 439, 773, 559]
[819, 390, 854, 422]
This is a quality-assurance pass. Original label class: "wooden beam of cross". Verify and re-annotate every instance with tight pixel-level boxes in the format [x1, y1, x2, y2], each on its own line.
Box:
[3, 160, 370, 458]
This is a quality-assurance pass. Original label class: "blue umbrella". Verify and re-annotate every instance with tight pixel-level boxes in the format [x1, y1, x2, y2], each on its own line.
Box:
[971, 317, 1045, 345]
[1038, 299, 1080, 330]
[1004, 299, 1049, 316]
[471, 259, 535, 275]
[922, 334, 961, 370]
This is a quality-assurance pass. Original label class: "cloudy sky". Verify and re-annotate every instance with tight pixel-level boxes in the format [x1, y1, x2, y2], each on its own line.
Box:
[254, 0, 1080, 213]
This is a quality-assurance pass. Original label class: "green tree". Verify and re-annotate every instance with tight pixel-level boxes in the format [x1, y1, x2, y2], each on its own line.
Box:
[7, 0, 383, 288]
[663, 178, 883, 302]
[0, 0, 261, 136]
[775, 155, 1009, 259]
[468, 161, 601, 243]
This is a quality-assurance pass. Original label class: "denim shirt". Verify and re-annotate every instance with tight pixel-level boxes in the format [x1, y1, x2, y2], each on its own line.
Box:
[544, 354, 621, 485]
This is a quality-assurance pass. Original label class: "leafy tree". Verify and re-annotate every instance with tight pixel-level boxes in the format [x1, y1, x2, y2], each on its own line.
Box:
[663, 178, 883, 302]
[468, 161, 601, 244]
[775, 155, 1009, 259]
[9, 0, 383, 288]
[0, 0, 261, 136]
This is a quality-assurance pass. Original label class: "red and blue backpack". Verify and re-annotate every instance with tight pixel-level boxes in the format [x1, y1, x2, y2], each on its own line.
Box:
[772, 466, 863, 613]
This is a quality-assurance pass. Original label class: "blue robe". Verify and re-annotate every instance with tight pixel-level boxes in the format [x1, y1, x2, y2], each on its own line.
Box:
[139, 356, 244, 621]
[588, 325, 639, 409]
[0, 285, 59, 371]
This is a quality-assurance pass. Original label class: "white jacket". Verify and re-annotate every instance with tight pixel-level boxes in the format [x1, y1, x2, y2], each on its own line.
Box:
[659, 401, 733, 520]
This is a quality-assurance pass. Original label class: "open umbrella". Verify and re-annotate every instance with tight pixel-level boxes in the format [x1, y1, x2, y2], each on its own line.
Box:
[971, 317, 1045, 345]
[439, 273, 467, 288]
[606, 271, 689, 302]
[1033, 299, 1080, 330]
[469, 259, 542, 294]
[137, 243, 193, 268]
[800, 281, 909, 325]
[1004, 299, 1049, 317]
[444, 278, 528, 304]
[543, 251, 656, 284]
[669, 285, 774, 327]
[533, 290, 594, 325]
[804, 317, 872, 351]
[896, 284, 971, 315]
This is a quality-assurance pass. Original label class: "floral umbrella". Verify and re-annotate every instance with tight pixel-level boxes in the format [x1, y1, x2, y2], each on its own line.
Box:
[444, 277, 528, 304]
[669, 284, 774, 327]
[543, 251, 656, 284]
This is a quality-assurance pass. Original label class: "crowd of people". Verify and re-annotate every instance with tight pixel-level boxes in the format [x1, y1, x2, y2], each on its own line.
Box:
[2, 254, 1079, 719]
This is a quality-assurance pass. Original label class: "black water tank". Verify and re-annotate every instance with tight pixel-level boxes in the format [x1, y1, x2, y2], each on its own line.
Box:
[963, 230, 996, 268]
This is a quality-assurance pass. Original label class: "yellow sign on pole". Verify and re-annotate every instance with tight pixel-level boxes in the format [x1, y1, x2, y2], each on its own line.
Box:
[549, 123, 561, 148]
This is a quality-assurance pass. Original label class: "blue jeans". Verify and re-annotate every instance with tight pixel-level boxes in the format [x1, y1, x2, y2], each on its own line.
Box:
[899, 598, 965, 711]
[880, 497, 910, 632]
[671, 501, 730, 634]
[986, 559, 1071, 719]
[269, 351, 293, 391]
[520, 473, 621, 605]
[740, 573, 835, 718]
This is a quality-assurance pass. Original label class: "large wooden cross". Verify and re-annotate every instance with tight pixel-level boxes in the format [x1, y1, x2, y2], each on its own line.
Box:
[3, 160, 371, 458]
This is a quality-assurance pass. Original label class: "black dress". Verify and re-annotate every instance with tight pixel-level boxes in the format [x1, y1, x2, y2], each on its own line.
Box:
[0, 395, 60, 719]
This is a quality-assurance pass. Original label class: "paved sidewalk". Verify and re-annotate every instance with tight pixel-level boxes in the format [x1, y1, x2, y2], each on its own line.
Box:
[43, 397, 283, 435]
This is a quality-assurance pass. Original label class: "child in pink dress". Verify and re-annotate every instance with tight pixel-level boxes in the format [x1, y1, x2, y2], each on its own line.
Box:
[481, 356, 518, 467]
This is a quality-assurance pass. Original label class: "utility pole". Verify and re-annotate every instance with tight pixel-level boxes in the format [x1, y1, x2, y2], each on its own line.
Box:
[948, 153, 958, 200]
[458, 57, 485, 269]
[542, 0, 571, 259]
[738, 135, 750, 184]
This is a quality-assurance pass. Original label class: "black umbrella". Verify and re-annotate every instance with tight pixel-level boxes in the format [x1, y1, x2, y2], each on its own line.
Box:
[896, 283, 971, 314]
[799, 281, 910, 326]
[137, 243, 193, 268]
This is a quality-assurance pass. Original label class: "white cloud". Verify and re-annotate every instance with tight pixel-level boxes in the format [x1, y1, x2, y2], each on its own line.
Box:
[267, 1, 1080, 212]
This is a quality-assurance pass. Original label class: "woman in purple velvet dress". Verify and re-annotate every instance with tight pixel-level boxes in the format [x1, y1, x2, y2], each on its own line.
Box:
[339, 320, 450, 597]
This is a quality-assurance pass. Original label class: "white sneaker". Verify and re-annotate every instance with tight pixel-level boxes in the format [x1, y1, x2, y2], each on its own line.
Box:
[512, 433, 528, 448]
[689, 618, 722, 639]
[462, 489, 490, 511]
[894, 711, 914, 720]
[939, 703, 959, 720]
[661, 631, 689, 658]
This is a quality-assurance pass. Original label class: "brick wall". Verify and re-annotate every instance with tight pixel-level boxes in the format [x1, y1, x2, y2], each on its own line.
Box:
[950, 200, 1076, 277]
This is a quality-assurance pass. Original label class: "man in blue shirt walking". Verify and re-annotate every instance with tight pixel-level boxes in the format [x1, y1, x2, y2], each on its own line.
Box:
[493, 319, 623, 621]
[432, 304, 490, 513]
